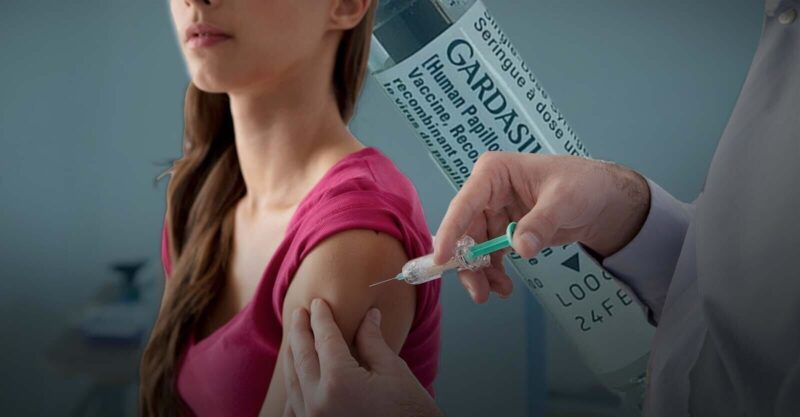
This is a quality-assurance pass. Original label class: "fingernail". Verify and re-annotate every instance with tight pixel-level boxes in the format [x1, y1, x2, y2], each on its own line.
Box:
[368, 308, 381, 326]
[521, 232, 542, 257]
[463, 282, 474, 298]
[311, 298, 320, 310]
[467, 287, 477, 301]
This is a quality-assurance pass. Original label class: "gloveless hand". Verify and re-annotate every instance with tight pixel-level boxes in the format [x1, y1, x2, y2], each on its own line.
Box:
[434, 152, 650, 304]
[283, 299, 442, 417]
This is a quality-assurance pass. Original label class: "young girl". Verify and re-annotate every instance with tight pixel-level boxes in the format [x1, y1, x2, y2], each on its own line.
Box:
[139, 0, 441, 416]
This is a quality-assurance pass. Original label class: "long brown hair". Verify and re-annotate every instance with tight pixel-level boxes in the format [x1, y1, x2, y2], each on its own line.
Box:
[139, 4, 376, 416]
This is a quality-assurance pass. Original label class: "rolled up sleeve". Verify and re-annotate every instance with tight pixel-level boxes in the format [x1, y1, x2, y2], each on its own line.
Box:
[601, 180, 694, 324]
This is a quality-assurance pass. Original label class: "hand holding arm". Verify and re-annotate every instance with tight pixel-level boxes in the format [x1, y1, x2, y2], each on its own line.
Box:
[259, 230, 416, 416]
[283, 300, 442, 417]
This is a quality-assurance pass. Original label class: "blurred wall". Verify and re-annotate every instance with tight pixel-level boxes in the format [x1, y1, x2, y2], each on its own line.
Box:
[0, 2, 184, 415]
[0, 1, 762, 416]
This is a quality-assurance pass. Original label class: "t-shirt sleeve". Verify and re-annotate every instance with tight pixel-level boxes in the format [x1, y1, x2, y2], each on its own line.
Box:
[296, 191, 423, 261]
[271, 181, 433, 319]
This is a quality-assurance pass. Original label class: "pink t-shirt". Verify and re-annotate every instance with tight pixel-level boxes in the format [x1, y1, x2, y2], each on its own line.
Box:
[161, 147, 441, 417]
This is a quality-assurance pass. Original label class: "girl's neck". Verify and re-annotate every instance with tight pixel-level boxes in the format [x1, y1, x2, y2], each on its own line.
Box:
[228, 63, 363, 214]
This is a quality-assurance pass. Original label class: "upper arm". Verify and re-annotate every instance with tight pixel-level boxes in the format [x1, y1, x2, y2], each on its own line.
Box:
[284, 229, 416, 349]
[259, 229, 416, 416]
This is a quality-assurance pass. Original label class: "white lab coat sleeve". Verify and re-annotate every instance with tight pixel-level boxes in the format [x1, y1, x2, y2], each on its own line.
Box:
[600, 179, 694, 325]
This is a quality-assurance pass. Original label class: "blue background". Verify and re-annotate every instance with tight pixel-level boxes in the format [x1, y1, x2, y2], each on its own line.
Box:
[0, 1, 763, 416]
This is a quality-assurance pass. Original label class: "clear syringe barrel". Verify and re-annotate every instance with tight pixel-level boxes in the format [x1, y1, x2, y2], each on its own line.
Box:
[401, 235, 490, 284]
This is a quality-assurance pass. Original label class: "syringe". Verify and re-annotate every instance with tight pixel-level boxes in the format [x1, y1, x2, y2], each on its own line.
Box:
[369, 222, 517, 287]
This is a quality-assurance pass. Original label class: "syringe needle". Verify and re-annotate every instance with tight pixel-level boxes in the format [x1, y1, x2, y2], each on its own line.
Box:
[369, 276, 400, 288]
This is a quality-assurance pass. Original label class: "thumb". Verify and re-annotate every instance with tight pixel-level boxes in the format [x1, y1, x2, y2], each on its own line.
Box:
[355, 308, 396, 370]
[513, 201, 562, 259]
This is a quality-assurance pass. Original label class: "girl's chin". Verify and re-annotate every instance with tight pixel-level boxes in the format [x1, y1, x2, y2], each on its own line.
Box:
[190, 68, 276, 95]
[192, 83, 229, 94]
[190, 75, 236, 94]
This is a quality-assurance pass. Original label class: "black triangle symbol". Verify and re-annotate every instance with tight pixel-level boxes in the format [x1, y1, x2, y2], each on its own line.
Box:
[561, 253, 580, 272]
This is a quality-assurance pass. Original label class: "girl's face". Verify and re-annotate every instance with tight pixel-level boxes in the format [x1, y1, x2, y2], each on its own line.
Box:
[170, 0, 333, 93]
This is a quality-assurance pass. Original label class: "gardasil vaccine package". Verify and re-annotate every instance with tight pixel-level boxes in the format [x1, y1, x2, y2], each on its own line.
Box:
[369, 0, 654, 408]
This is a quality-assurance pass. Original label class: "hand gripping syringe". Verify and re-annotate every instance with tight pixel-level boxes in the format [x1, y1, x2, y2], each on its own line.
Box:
[369, 222, 517, 287]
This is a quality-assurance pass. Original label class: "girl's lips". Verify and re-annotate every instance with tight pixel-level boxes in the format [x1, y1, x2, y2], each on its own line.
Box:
[185, 23, 232, 49]
[187, 33, 232, 49]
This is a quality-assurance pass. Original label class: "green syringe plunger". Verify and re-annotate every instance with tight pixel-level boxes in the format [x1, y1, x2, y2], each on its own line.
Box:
[466, 222, 517, 259]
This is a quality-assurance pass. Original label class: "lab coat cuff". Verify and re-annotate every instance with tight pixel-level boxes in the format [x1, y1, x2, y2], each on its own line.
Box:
[601, 179, 693, 323]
